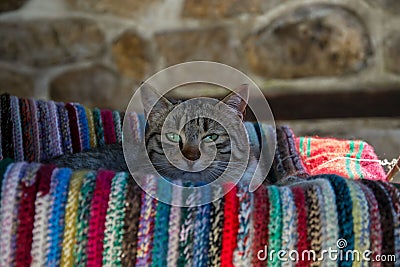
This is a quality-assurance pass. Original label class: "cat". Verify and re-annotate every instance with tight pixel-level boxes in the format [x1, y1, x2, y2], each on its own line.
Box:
[48, 84, 265, 184]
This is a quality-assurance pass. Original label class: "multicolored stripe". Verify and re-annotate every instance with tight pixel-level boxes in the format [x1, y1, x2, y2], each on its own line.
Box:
[0, 161, 398, 266]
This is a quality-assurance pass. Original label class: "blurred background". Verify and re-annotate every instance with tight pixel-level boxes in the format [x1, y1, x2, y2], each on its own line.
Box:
[0, 0, 399, 159]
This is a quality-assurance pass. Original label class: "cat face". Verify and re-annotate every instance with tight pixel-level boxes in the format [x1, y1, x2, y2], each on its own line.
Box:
[141, 84, 248, 182]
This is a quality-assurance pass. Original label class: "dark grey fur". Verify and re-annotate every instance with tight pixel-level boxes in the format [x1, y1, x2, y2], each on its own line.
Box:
[46, 143, 127, 171]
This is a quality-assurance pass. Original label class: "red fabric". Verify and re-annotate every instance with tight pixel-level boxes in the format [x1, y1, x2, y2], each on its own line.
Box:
[66, 103, 81, 153]
[361, 144, 387, 180]
[221, 183, 239, 267]
[15, 171, 39, 267]
[296, 137, 386, 180]
[37, 164, 55, 195]
[15, 164, 56, 267]
[87, 170, 115, 267]
[292, 186, 310, 267]
[100, 110, 116, 145]
[252, 185, 269, 267]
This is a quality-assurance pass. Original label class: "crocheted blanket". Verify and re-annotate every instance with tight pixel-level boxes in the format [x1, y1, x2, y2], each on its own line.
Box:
[0, 93, 397, 266]
[0, 93, 126, 162]
[0, 93, 387, 181]
[0, 159, 398, 266]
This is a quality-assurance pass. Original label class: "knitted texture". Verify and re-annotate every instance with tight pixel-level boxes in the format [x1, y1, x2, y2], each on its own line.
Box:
[93, 108, 106, 147]
[208, 186, 224, 267]
[272, 126, 310, 183]
[113, 111, 123, 144]
[304, 184, 322, 267]
[47, 101, 63, 158]
[167, 180, 182, 267]
[85, 107, 97, 148]
[267, 185, 283, 267]
[356, 182, 382, 267]
[19, 98, 35, 162]
[17, 164, 41, 265]
[101, 109, 117, 145]
[102, 172, 129, 267]
[37, 100, 53, 161]
[74, 103, 90, 151]
[66, 103, 82, 153]
[344, 179, 370, 267]
[29, 99, 41, 161]
[234, 181, 253, 266]
[56, 103, 73, 155]
[0, 96, 2, 160]
[1, 161, 400, 266]
[0, 95, 124, 162]
[221, 183, 239, 267]
[151, 180, 172, 267]
[245, 122, 260, 158]
[323, 174, 354, 267]
[126, 112, 143, 143]
[0, 98, 400, 267]
[14, 163, 41, 267]
[379, 182, 400, 263]
[74, 171, 97, 266]
[46, 168, 72, 267]
[361, 180, 395, 261]
[136, 175, 157, 267]
[30, 164, 56, 267]
[0, 162, 27, 266]
[87, 170, 115, 267]
[311, 179, 338, 267]
[11, 96, 24, 161]
[251, 184, 269, 267]
[297, 137, 386, 181]
[279, 186, 298, 267]
[0, 158, 13, 207]
[291, 185, 311, 267]
[1, 94, 14, 159]
[122, 179, 141, 267]
[177, 183, 196, 267]
[60, 170, 86, 267]
[282, 126, 310, 178]
[193, 188, 212, 267]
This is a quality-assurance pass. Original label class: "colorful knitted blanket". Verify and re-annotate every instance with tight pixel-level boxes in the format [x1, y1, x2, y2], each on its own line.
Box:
[0, 159, 399, 266]
[0, 94, 387, 181]
[270, 126, 387, 182]
[0, 93, 396, 266]
[0, 93, 127, 162]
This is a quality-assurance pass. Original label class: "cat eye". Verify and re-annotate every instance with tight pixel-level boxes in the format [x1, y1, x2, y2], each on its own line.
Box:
[203, 134, 219, 142]
[166, 132, 181, 143]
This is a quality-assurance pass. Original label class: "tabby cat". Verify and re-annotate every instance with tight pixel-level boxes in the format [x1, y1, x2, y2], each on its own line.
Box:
[49, 84, 263, 184]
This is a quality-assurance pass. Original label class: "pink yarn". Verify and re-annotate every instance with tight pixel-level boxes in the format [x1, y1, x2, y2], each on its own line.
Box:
[360, 143, 387, 180]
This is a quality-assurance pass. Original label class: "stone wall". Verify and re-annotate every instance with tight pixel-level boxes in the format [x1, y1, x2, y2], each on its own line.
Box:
[0, 0, 399, 110]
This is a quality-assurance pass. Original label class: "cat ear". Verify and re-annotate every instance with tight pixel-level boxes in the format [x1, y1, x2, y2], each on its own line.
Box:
[140, 83, 172, 116]
[220, 84, 249, 119]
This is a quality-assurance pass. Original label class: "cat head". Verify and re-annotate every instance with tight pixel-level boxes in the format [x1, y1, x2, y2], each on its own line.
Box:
[141, 84, 249, 182]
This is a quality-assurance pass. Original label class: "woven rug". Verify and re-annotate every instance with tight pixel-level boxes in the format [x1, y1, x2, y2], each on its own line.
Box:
[0, 93, 396, 266]
[0, 159, 398, 266]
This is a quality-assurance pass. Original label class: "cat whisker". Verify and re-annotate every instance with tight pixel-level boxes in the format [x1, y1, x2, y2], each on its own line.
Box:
[212, 161, 249, 166]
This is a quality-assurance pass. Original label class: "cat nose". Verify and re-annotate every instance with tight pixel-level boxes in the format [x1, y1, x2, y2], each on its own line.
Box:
[181, 145, 201, 161]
